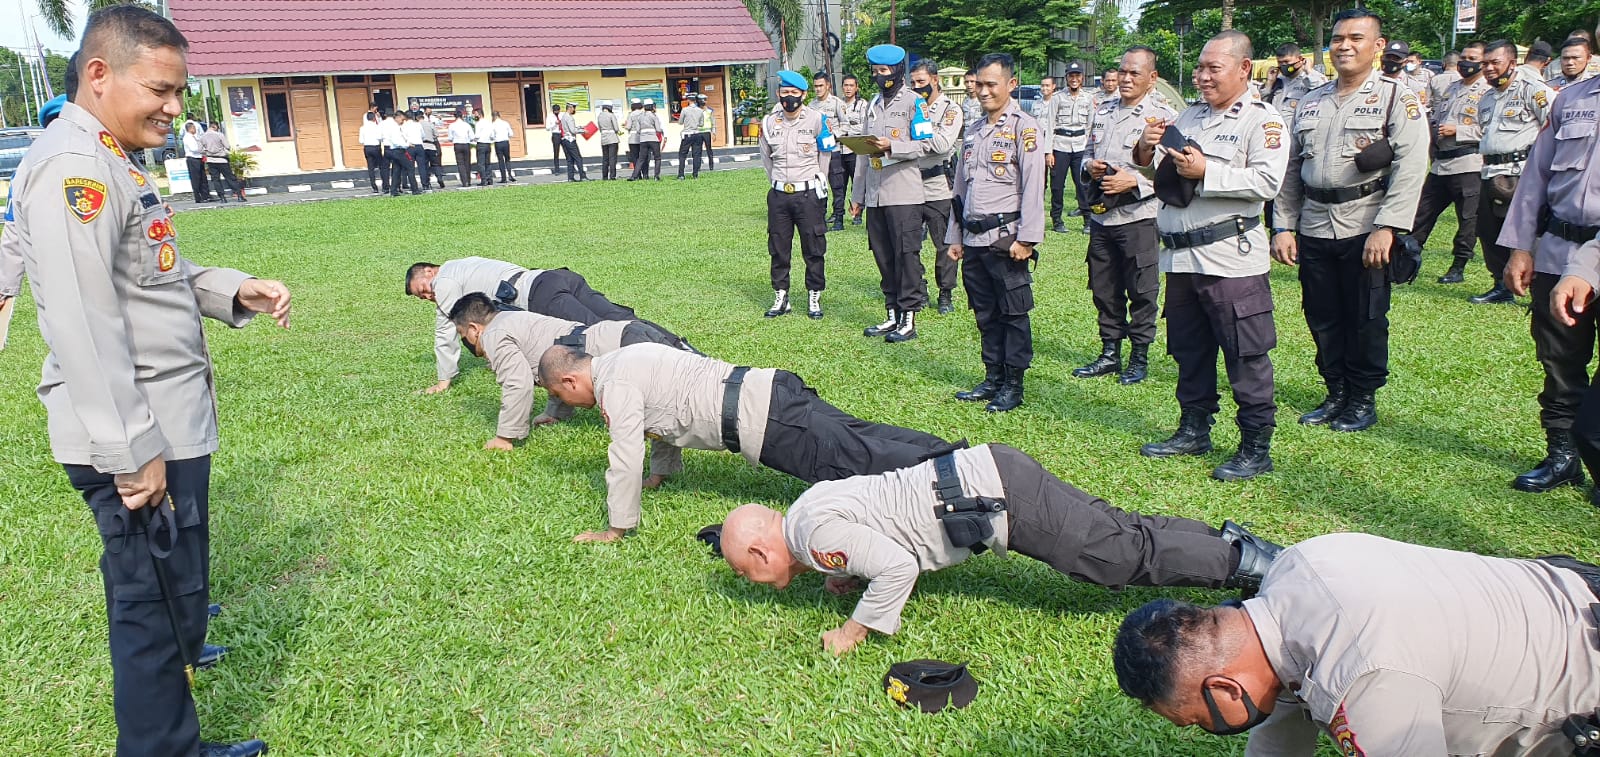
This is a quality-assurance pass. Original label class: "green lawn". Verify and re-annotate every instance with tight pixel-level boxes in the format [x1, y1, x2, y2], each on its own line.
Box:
[1, 170, 1595, 755]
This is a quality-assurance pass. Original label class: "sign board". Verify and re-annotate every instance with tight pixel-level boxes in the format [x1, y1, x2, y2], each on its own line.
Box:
[435, 73, 453, 94]
[1455, 0, 1477, 33]
[548, 82, 591, 111]
[406, 95, 484, 145]
[227, 86, 262, 151]
[625, 80, 666, 108]
[164, 158, 193, 195]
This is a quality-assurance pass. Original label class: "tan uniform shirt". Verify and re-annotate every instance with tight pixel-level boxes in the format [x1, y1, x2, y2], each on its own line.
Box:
[837, 96, 868, 154]
[1403, 68, 1434, 103]
[596, 111, 622, 146]
[1549, 69, 1598, 90]
[1038, 88, 1096, 154]
[1268, 68, 1330, 121]
[1241, 533, 1600, 757]
[430, 257, 543, 382]
[1478, 74, 1557, 179]
[12, 102, 257, 473]
[1429, 77, 1491, 175]
[1085, 92, 1174, 227]
[946, 100, 1047, 247]
[0, 220, 22, 297]
[1426, 68, 1461, 105]
[810, 94, 844, 138]
[918, 94, 961, 202]
[625, 111, 642, 145]
[591, 344, 776, 530]
[636, 111, 662, 143]
[677, 104, 703, 135]
[759, 106, 831, 187]
[1275, 72, 1430, 239]
[851, 88, 930, 207]
[478, 312, 635, 438]
[783, 444, 1010, 634]
[1156, 94, 1288, 277]
[1501, 74, 1600, 277]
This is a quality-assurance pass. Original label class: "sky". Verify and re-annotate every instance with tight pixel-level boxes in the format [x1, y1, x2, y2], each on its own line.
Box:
[0, 0, 87, 56]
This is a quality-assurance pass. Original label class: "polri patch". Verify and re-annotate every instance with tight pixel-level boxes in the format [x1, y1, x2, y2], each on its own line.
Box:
[63, 178, 108, 223]
[943, 108, 957, 126]
[1534, 89, 1548, 107]
[1327, 704, 1365, 756]
[157, 242, 177, 272]
[810, 548, 848, 571]
[1021, 127, 1038, 152]
[98, 131, 126, 160]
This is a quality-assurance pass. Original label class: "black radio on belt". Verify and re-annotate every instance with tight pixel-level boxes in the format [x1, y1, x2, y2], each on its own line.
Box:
[930, 454, 1005, 552]
[555, 325, 588, 351]
[495, 270, 525, 306]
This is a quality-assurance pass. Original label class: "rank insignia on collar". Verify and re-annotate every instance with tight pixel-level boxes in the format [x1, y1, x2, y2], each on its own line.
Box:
[98, 131, 126, 160]
[810, 549, 848, 570]
[157, 242, 177, 272]
[63, 177, 108, 223]
[128, 169, 147, 187]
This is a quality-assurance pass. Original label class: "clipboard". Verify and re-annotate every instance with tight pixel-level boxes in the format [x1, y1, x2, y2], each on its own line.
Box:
[836, 135, 886, 155]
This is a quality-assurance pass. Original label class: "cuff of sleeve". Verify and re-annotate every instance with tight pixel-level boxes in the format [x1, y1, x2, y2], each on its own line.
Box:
[90, 427, 167, 476]
[852, 606, 901, 635]
[196, 269, 256, 327]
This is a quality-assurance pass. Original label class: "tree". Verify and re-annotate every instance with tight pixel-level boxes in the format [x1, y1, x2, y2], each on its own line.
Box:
[837, 0, 1090, 80]
[744, 0, 807, 65]
[0, 47, 69, 127]
[36, 0, 155, 41]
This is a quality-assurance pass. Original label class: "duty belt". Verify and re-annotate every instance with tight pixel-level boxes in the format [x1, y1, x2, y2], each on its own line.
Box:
[962, 212, 1022, 235]
[1483, 148, 1530, 165]
[555, 324, 587, 351]
[1305, 177, 1388, 205]
[773, 180, 822, 193]
[721, 366, 751, 454]
[930, 453, 1006, 554]
[920, 164, 947, 180]
[1053, 128, 1086, 137]
[1542, 207, 1600, 245]
[1160, 216, 1260, 251]
[1433, 144, 1478, 160]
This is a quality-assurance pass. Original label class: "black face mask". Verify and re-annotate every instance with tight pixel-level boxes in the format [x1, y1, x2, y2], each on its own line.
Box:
[1201, 682, 1270, 736]
[874, 73, 899, 92]
[912, 84, 933, 98]
[1381, 59, 1404, 75]
[1281, 62, 1301, 78]
[1491, 70, 1513, 87]
[779, 95, 803, 112]
[1457, 60, 1482, 77]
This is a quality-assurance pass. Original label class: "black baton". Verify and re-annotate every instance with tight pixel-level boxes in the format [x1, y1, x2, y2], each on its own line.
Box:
[140, 496, 196, 688]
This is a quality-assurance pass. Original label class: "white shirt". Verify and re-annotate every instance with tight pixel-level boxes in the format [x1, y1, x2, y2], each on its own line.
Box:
[475, 117, 496, 143]
[182, 132, 204, 159]
[379, 118, 406, 149]
[358, 121, 382, 147]
[401, 120, 424, 147]
[492, 118, 513, 142]
[448, 120, 473, 145]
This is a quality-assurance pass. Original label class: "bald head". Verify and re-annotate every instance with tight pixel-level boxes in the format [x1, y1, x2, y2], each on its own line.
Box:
[722, 504, 800, 589]
[537, 345, 596, 407]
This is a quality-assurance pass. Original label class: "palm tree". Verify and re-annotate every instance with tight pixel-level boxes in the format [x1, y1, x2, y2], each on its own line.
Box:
[36, 0, 154, 41]
[743, 0, 805, 66]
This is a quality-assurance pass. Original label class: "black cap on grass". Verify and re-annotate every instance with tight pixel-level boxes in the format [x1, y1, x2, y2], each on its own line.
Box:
[697, 523, 724, 558]
[883, 660, 979, 713]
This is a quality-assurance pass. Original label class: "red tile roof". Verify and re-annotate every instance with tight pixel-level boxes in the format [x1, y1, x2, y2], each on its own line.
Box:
[169, 0, 776, 77]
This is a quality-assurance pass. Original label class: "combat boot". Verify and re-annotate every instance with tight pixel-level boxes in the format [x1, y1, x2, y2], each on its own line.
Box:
[1141, 407, 1214, 457]
[1298, 381, 1349, 425]
[1437, 262, 1467, 284]
[885, 310, 918, 343]
[828, 214, 845, 232]
[1513, 428, 1587, 492]
[1219, 520, 1284, 596]
[937, 289, 954, 315]
[985, 366, 1024, 412]
[1212, 427, 1274, 481]
[200, 740, 268, 757]
[807, 290, 824, 320]
[1052, 219, 1069, 233]
[1072, 340, 1121, 378]
[1329, 390, 1377, 432]
[764, 289, 791, 318]
[1470, 281, 1515, 304]
[864, 307, 898, 336]
[1118, 343, 1150, 385]
[955, 365, 1003, 402]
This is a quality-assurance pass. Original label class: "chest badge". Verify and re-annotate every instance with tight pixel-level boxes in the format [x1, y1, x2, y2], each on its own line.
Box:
[157, 242, 177, 273]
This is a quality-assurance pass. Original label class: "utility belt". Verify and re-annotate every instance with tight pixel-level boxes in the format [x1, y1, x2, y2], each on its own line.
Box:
[495, 271, 526, 306]
[930, 454, 1006, 554]
[1305, 177, 1388, 205]
[555, 324, 588, 352]
[721, 366, 751, 454]
[1539, 206, 1600, 245]
[1483, 148, 1530, 165]
[1053, 128, 1086, 137]
[962, 212, 1022, 235]
[921, 164, 948, 180]
[1432, 144, 1478, 160]
[1540, 557, 1600, 755]
[772, 179, 823, 194]
[1160, 216, 1259, 251]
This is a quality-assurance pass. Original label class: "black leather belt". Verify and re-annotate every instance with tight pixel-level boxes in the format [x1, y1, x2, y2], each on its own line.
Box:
[1433, 145, 1478, 160]
[931, 453, 1006, 554]
[1546, 210, 1600, 245]
[1053, 128, 1086, 137]
[555, 324, 587, 350]
[1484, 148, 1530, 165]
[962, 212, 1022, 234]
[1305, 177, 1387, 204]
[721, 366, 751, 454]
[1160, 216, 1260, 250]
[921, 164, 946, 180]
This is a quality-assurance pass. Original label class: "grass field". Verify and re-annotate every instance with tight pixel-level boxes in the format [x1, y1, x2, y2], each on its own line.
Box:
[2, 168, 1596, 755]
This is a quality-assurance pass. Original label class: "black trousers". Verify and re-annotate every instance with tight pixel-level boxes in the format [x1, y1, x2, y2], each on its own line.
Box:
[186, 156, 211, 201]
[990, 444, 1233, 588]
[677, 133, 703, 177]
[561, 139, 587, 180]
[758, 370, 947, 482]
[631, 142, 661, 179]
[618, 320, 684, 349]
[550, 132, 564, 174]
[419, 147, 445, 188]
[66, 456, 213, 757]
[1574, 381, 1600, 486]
[206, 161, 241, 199]
[454, 144, 473, 186]
[1299, 234, 1391, 392]
[828, 152, 857, 219]
[387, 147, 418, 195]
[628, 142, 640, 170]
[362, 146, 385, 192]
[527, 268, 637, 324]
[963, 242, 1035, 369]
[406, 145, 426, 188]
[1086, 219, 1160, 345]
[704, 132, 715, 168]
[601, 143, 619, 179]
[494, 141, 512, 181]
[867, 204, 928, 312]
[920, 199, 959, 294]
[1477, 176, 1516, 281]
[1531, 273, 1599, 431]
[1164, 272, 1278, 431]
[767, 188, 828, 292]
[1410, 171, 1481, 266]
[475, 143, 495, 185]
[1049, 149, 1088, 222]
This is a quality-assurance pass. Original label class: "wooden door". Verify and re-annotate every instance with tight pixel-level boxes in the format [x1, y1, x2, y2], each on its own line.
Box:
[291, 88, 334, 170]
[700, 76, 728, 147]
[489, 81, 526, 157]
[334, 86, 369, 169]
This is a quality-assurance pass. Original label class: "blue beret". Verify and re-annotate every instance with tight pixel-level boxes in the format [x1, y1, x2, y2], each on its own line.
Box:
[777, 70, 809, 91]
[866, 44, 907, 66]
[38, 94, 67, 127]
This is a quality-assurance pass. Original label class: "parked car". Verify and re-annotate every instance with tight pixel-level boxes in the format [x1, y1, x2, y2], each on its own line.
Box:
[0, 127, 44, 181]
[1014, 84, 1043, 115]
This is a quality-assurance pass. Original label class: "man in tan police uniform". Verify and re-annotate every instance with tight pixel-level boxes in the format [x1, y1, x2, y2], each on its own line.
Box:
[1114, 532, 1600, 755]
[1471, 39, 1557, 305]
[536, 343, 948, 543]
[759, 70, 836, 320]
[1411, 41, 1489, 285]
[718, 443, 1280, 655]
[1038, 61, 1097, 232]
[909, 60, 962, 315]
[1551, 234, 1600, 509]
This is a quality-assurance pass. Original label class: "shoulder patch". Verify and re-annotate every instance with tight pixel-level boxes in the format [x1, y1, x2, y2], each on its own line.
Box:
[944, 108, 957, 126]
[157, 242, 177, 272]
[810, 549, 848, 571]
[1328, 704, 1366, 756]
[1021, 126, 1038, 152]
[63, 178, 108, 223]
[1534, 89, 1548, 107]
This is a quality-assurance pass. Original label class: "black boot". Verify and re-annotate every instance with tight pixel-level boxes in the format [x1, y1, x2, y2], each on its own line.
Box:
[985, 366, 1024, 412]
[1329, 390, 1377, 432]
[1469, 281, 1515, 304]
[885, 310, 918, 342]
[197, 643, 228, 670]
[864, 308, 898, 337]
[828, 214, 845, 232]
[1072, 340, 1121, 378]
[1512, 428, 1587, 492]
[937, 289, 954, 315]
[955, 365, 1003, 402]
[1052, 219, 1069, 233]
[764, 289, 791, 318]
[1436, 262, 1466, 284]
[1118, 343, 1149, 385]
[1219, 520, 1284, 595]
[1298, 382, 1349, 425]
[1140, 407, 1214, 457]
[1212, 427, 1274, 481]
[200, 740, 268, 757]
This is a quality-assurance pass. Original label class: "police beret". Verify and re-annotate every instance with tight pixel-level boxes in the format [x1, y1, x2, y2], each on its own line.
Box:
[37, 94, 66, 128]
[1083, 166, 1138, 215]
[777, 70, 810, 91]
[1387, 233, 1423, 285]
[1066, 61, 1085, 74]
[1155, 157, 1199, 208]
[883, 660, 979, 713]
[696, 523, 724, 558]
[867, 44, 908, 66]
[1383, 40, 1411, 58]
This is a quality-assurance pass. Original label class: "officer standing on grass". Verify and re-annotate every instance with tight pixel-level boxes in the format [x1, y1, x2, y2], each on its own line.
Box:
[625, 99, 643, 173]
[1551, 234, 1600, 508]
[948, 53, 1046, 414]
[559, 103, 588, 182]
[596, 101, 623, 180]
[759, 70, 836, 320]
[1471, 40, 1555, 305]
[910, 60, 962, 316]
[630, 100, 664, 181]
[1411, 41, 1489, 286]
[535, 343, 950, 543]
[473, 107, 495, 185]
[808, 73, 846, 222]
[8, 8, 290, 755]
[834, 76, 869, 229]
[675, 95, 705, 179]
[1039, 61, 1096, 233]
[718, 443, 1281, 656]
[449, 110, 474, 186]
[1499, 67, 1600, 497]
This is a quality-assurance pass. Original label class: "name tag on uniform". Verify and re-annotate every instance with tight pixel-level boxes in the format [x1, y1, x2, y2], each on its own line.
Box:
[139, 193, 160, 209]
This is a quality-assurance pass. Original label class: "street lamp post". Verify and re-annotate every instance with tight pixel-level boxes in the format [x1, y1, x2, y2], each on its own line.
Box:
[1175, 15, 1193, 102]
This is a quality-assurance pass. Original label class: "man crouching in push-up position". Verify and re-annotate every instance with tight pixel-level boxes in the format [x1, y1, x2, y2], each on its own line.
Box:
[713, 442, 1282, 655]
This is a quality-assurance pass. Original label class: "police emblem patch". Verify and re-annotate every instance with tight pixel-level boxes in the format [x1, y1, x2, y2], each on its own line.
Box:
[890, 128, 902, 139]
[993, 165, 1007, 177]
[943, 109, 957, 126]
[1365, 93, 1380, 104]
[147, 217, 173, 241]
[1534, 89, 1548, 107]
[1021, 127, 1037, 152]
[63, 178, 108, 223]
[1405, 101, 1421, 120]
[128, 169, 147, 187]
[1264, 132, 1282, 149]
[990, 150, 1008, 162]
[98, 131, 126, 160]
[1462, 116, 1474, 125]
[1355, 135, 1372, 149]
[810, 549, 848, 570]
[1328, 704, 1365, 756]
[158, 242, 177, 272]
